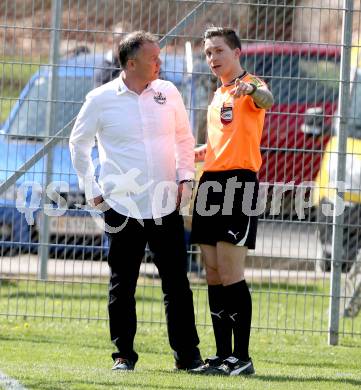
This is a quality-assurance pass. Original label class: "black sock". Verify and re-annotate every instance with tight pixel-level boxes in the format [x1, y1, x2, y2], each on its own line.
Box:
[223, 280, 252, 361]
[208, 284, 232, 359]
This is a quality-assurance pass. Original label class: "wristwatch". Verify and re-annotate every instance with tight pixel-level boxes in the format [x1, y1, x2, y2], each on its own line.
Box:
[179, 179, 194, 184]
[248, 83, 258, 95]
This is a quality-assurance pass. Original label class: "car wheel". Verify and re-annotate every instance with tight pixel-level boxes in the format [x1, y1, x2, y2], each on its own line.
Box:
[317, 255, 331, 272]
[0, 223, 20, 256]
[317, 251, 357, 273]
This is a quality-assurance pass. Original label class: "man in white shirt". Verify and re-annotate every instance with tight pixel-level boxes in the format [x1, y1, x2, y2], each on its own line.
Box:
[69, 31, 202, 371]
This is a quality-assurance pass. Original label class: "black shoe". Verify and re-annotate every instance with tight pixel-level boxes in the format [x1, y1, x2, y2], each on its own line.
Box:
[216, 356, 255, 376]
[188, 356, 223, 375]
[112, 357, 135, 371]
[174, 358, 204, 371]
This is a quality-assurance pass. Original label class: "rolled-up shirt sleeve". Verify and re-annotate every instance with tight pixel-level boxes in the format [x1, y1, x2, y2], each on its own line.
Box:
[69, 92, 102, 200]
[172, 86, 195, 181]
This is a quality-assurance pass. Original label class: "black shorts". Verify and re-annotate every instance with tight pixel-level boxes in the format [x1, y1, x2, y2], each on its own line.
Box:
[191, 169, 259, 248]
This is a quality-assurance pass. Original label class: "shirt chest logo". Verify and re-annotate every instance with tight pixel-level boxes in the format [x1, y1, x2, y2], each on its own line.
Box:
[220, 102, 233, 125]
[154, 91, 167, 104]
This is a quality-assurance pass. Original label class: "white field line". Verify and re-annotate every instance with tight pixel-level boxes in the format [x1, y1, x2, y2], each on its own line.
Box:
[0, 371, 27, 390]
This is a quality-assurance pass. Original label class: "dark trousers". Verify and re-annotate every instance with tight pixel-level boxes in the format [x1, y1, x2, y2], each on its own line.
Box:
[104, 209, 200, 364]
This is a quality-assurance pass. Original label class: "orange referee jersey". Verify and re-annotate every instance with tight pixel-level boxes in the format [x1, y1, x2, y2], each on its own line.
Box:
[203, 72, 266, 173]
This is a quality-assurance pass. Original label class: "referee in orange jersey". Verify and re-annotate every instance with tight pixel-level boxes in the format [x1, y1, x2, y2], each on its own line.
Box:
[190, 27, 274, 376]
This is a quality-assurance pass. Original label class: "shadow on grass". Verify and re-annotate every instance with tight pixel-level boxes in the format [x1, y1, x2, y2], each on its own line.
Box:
[0, 334, 58, 345]
[0, 279, 17, 287]
[250, 282, 321, 293]
[339, 341, 361, 348]
[3, 291, 106, 300]
[262, 358, 355, 370]
[0, 334, 107, 350]
[255, 374, 361, 386]
[3, 291, 163, 303]
[25, 377, 205, 390]
[2, 283, 322, 302]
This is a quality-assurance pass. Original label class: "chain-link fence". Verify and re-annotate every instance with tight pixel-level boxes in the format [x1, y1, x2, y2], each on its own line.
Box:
[1, 0, 361, 344]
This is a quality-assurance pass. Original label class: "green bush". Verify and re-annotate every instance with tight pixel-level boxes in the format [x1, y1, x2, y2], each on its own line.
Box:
[0, 58, 40, 123]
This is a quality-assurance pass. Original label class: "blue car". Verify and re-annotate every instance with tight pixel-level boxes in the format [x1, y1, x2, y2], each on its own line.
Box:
[0, 47, 203, 259]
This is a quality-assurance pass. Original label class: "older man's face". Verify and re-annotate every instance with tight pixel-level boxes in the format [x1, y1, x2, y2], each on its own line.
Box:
[132, 41, 162, 82]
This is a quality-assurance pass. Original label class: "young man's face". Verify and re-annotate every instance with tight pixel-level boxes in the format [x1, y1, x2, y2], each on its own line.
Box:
[204, 36, 241, 79]
[130, 41, 161, 82]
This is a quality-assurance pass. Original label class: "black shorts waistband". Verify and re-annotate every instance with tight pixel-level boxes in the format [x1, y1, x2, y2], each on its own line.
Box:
[200, 169, 258, 183]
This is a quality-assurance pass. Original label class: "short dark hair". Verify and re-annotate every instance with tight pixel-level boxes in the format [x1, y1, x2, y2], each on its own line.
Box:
[204, 27, 242, 51]
[118, 30, 158, 68]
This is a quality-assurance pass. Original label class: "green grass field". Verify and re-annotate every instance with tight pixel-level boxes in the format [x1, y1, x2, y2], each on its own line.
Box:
[0, 58, 40, 124]
[1, 319, 361, 390]
[0, 277, 361, 389]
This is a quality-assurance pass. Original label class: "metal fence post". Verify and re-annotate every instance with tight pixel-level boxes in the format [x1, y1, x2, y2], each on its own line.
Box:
[328, 0, 354, 346]
[39, 0, 63, 280]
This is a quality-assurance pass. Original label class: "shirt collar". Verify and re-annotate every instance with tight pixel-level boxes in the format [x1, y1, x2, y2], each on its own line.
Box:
[116, 75, 157, 95]
[222, 70, 247, 87]
[116, 75, 129, 95]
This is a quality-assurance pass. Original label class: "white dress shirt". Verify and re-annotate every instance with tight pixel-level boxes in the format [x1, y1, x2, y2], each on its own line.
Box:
[69, 76, 195, 219]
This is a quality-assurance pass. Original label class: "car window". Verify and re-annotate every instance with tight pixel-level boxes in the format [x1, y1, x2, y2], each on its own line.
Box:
[7, 74, 94, 138]
[243, 53, 340, 105]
